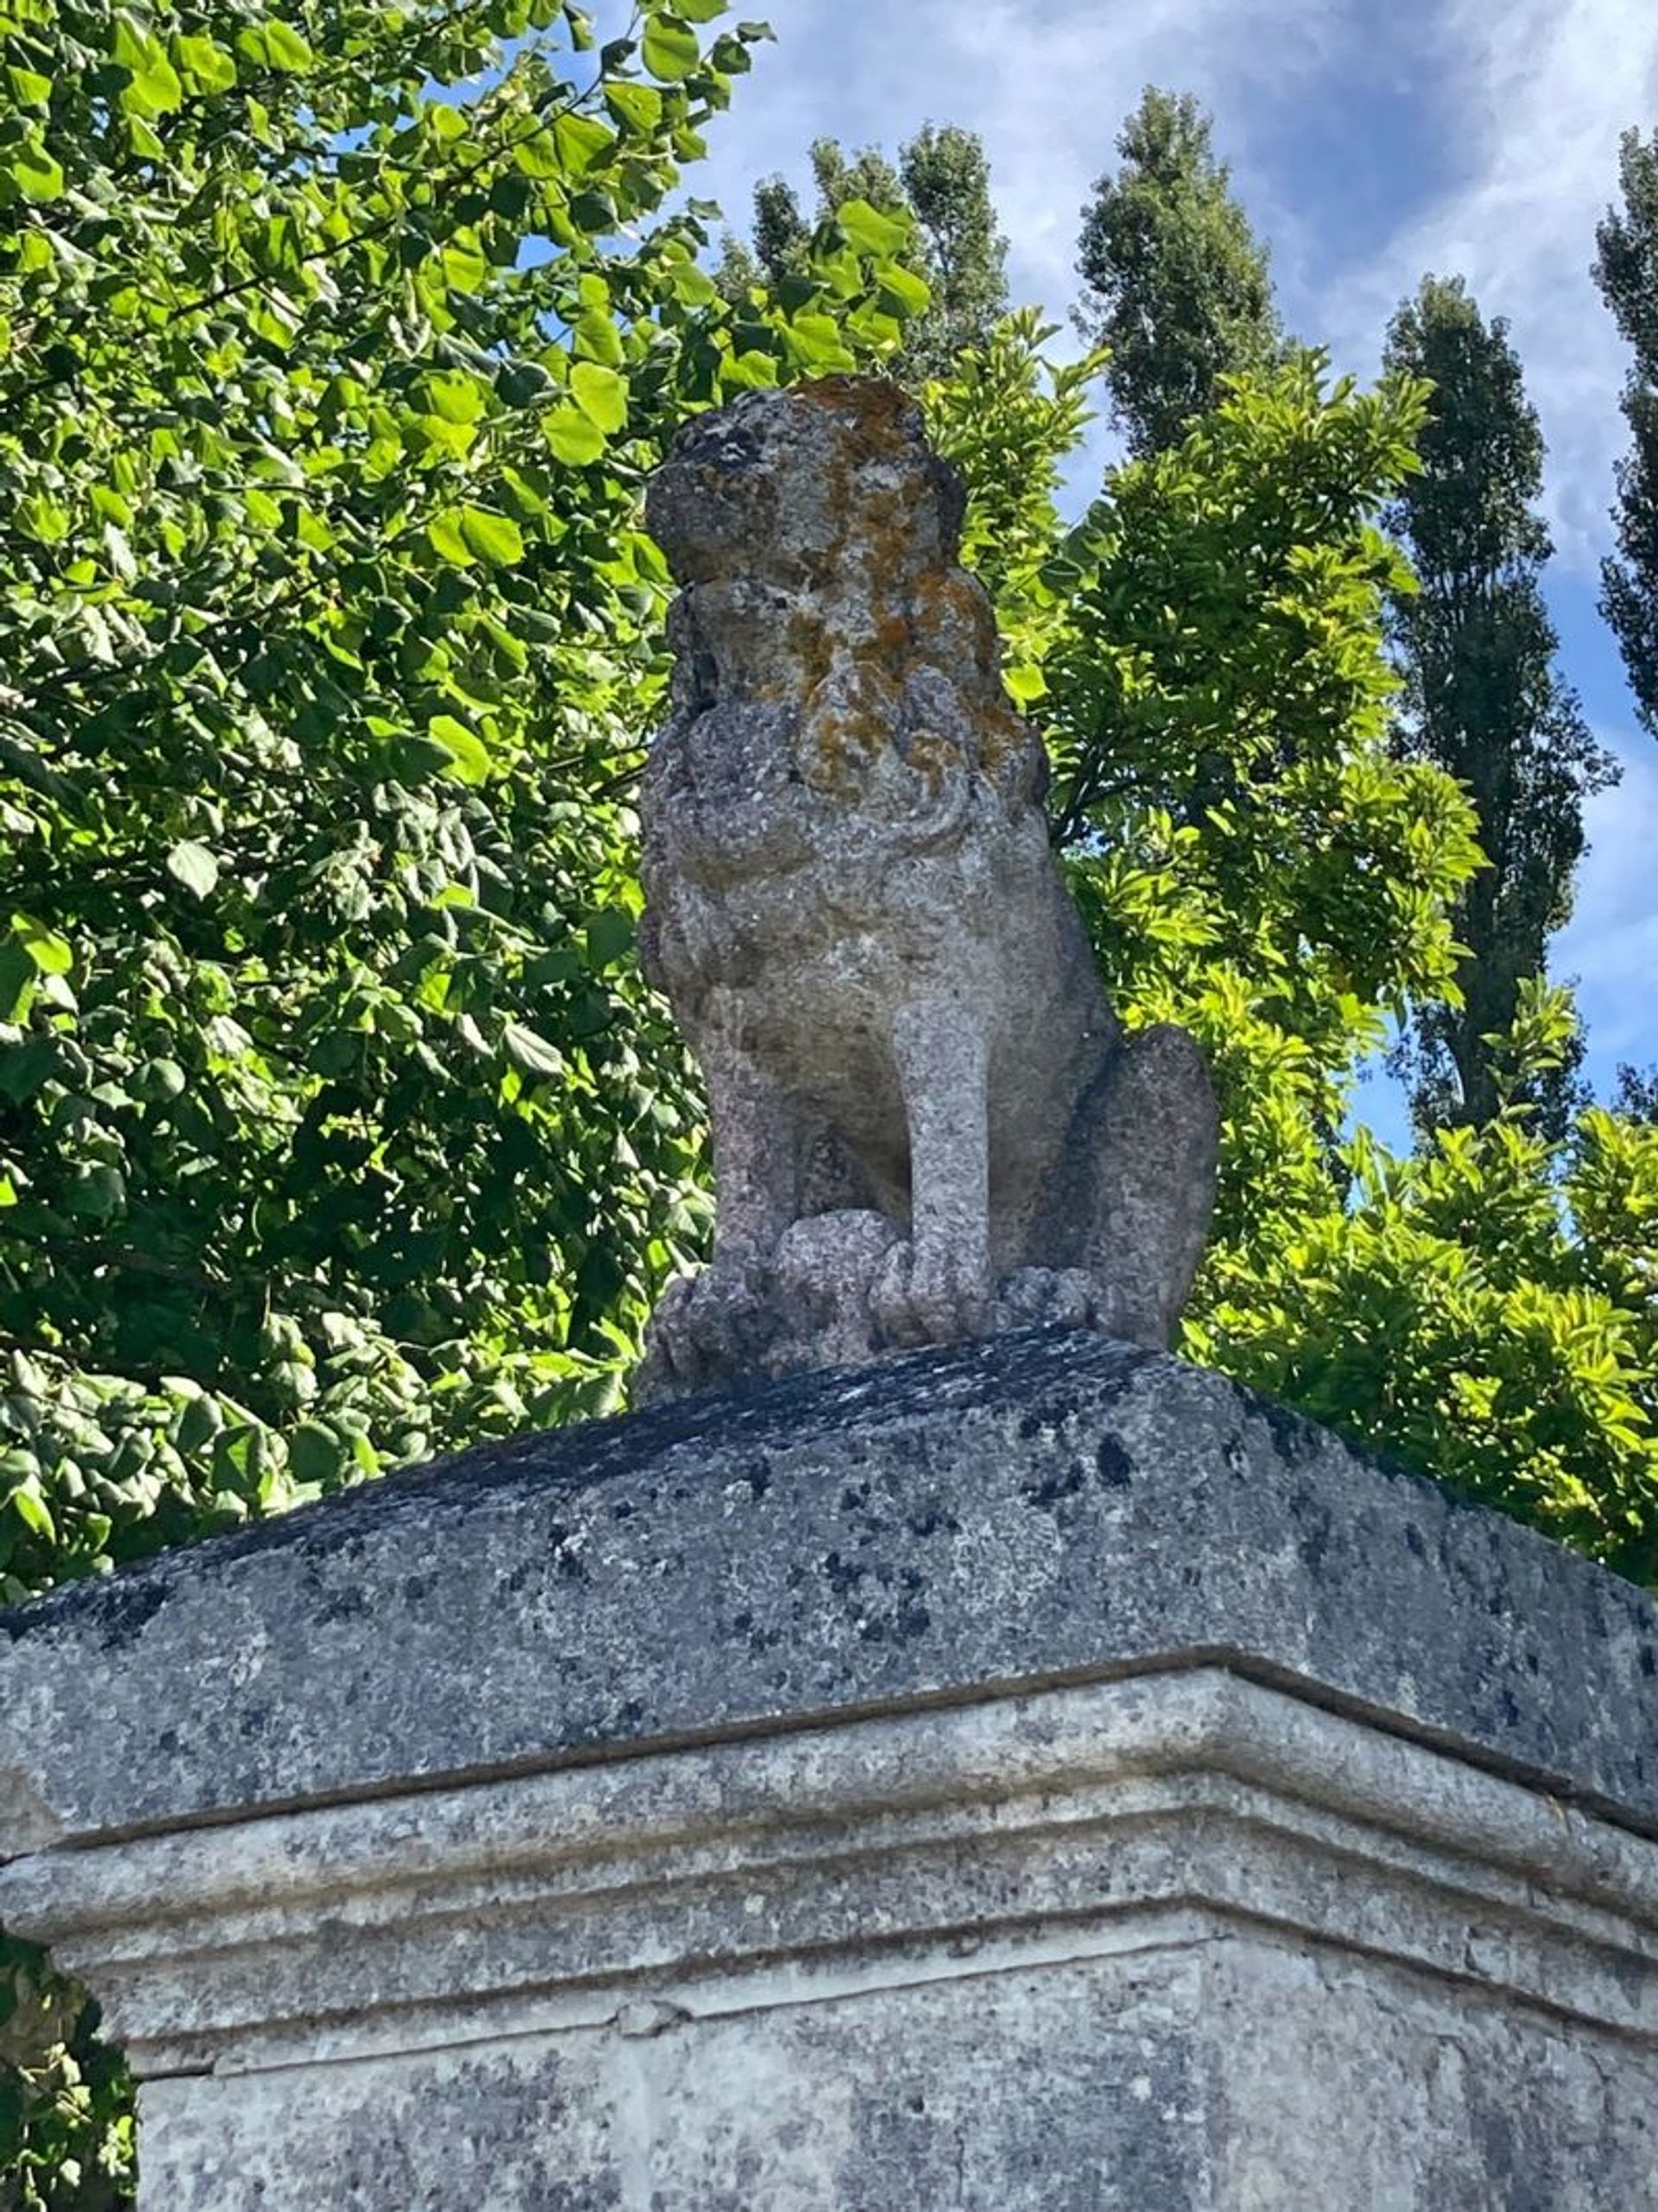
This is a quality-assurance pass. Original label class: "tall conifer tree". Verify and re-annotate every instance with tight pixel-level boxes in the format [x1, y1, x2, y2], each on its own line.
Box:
[1594, 126, 1658, 737]
[1383, 278, 1616, 1135]
[1073, 87, 1281, 455]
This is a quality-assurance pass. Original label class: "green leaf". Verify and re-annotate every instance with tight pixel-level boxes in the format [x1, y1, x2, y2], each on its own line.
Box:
[585, 908, 635, 967]
[0, 941, 34, 1024]
[459, 507, 525, 567]
[288, 1420, 346, 1484]
[134, 1055, 187, 1102]
[641, 15, 701, 80]
[117, 32, 184, 116]
[66, 1163, 123, 1220]
[503, 1021, 565, 1077]
[440, 233, 490, 292]
[573, 307, 625, 367]
[9, 1483, 54, 1544]
[425, 368, 488, 424]
[876, 261, 930, 318]
[570, 361, 629, 434]
[426, 714, 491, 784]
[553, 111, 614, 176]
[388, 734, 463, 783]
[263, 20, 314, 70]
[604, 80, 663, 132]
[174, 34, 237, 90]
[6, 67, 52, 107]
[10, 915, 72, 976]
[835, 197, 910, 257]
[11, 140, 64, 202]
[720, 348, 778, 390]
[166, 840, 219, 898]
[427, 511, 475, 567]
[545, 404, 606, 465]
[0, 1037, 57, 1101]
[1003, 662, 1047, 706]
[668, 260, 718, 307]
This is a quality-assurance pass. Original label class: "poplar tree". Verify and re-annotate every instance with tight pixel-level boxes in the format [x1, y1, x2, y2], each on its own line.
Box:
[723, 125, 1008, 381]
[1073, 86, 1281, 455]
[1594, 126, 1658, 737]
[1382, 277, 1616, 1135]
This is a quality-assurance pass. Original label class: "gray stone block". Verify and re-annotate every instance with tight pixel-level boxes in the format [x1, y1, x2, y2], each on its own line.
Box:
[3, 1328, 1656, 1851]
[5, 1334, 1658, 2208]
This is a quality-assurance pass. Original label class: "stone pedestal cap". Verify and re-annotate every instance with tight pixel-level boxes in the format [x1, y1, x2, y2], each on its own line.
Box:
[3, 1328, 1658, 1857]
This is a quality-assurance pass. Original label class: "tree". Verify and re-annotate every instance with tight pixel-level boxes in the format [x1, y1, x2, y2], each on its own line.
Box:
[1381, 277, 1616, 1137]
[932, 320, 1658, 1584]
[1198, 983, 1658, 1584]
[721, 124, 1008, 381]
[0, 0, 933, 2196]
[1594, 126, 1658, 738]
[1073, 86, 1282, 456]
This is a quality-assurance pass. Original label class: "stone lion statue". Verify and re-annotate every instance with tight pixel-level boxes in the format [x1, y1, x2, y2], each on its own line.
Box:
[634, 376, 1217, 1403]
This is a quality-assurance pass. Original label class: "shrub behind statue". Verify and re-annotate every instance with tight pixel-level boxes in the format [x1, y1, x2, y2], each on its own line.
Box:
[635, 377, 1217, 1401]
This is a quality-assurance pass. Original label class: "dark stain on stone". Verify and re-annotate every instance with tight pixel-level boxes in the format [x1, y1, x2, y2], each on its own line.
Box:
[1293, 1487, 1332, 1573]
[1095, 1436, 1133, 1489]
[824, 1550, 866, 1599]
[1021, 1457, 1085, 1510]
[315, 1583, 368, 1625]
[49, 1574, 168, 1652]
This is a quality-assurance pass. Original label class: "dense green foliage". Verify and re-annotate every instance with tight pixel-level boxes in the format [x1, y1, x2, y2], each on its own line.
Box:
[0, 0, 933, 1607]
[720, 123, 1007, 381]
[1596, 126, 1658, 738]
[1207, 980, 1658, 1581]
[1073, 86, 1282, 455]
[1381, 277, 1615, 1135]
[0, 0, 934, 2196]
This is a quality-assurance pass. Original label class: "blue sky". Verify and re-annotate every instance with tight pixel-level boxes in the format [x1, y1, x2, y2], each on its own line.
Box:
[629, 0, 1658, 1120]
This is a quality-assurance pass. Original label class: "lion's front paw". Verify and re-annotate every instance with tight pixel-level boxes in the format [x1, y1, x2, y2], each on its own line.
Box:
[870, 1239, 991, 1351]
[636, 1257, 778, 1403]
[993, 1267, 1104, 1334]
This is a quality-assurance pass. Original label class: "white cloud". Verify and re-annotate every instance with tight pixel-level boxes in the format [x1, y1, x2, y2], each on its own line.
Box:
[677, 1, 1342, 320]
[1320, 0, 1658, 571]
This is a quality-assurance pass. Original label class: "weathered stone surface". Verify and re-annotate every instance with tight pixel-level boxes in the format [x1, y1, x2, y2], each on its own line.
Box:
[3, 1329, 1658, 1855]
[7, 1339, 1658, 2205]
[8, 1669, 1658, 2208]
[635, 377, 1217, 1398]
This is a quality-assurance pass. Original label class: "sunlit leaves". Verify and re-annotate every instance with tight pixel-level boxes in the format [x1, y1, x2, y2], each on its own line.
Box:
[9, 139, 62, 200]
[571, 360, 629, 432]
[458, 507, 525, 567]
[641, 14, 700, 80]
[544, 404, 607, 463]
[164, 840, 219, 898]
[424, 713, 491, 782]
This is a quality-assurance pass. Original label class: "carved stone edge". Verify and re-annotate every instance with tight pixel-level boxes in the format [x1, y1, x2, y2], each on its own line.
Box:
[4, 1667, 1657, 2080]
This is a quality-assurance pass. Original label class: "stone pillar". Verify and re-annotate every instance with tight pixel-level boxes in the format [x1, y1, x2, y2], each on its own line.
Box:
[4, 1331, 1658, 2208]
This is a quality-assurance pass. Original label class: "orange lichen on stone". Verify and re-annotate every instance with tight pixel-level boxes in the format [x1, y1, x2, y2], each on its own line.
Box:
[900, 728, 965, 791]
[795, 376, 914, 447]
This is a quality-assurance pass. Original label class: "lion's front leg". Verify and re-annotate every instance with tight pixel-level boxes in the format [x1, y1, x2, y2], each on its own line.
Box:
[637, 1005, 803, 1399]
[870, 994, 993, 1349]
